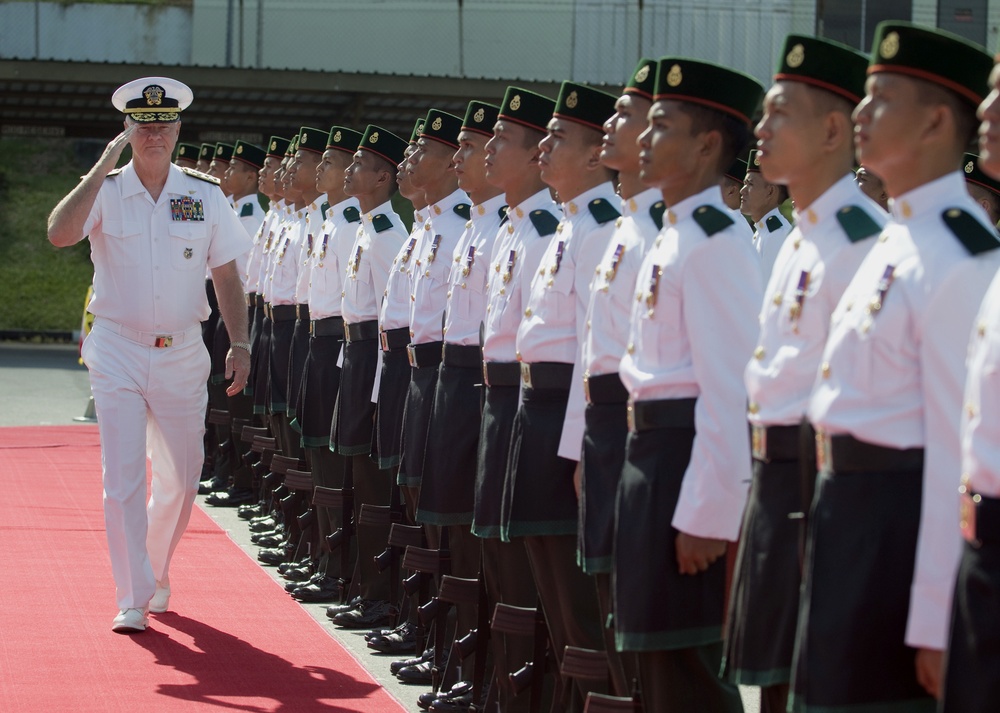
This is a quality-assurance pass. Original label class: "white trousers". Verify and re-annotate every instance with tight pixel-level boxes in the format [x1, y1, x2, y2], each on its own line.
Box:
[82, 322, 209, 609]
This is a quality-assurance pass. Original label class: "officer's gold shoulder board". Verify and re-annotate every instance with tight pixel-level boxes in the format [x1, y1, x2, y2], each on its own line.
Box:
[835, 205, 882, 244]
[588, 197, 621, 225]
[372, 213, 394, 233]
[343, 206, 361, 223]
[650, 201, 666, 231]
[240, 202, 255, 217]
[180, 166, 220, 185]
[454, 203, 471, 220]
[941, 208, 1000, 256]
[529, 209, 559, 237]
[691, 205, 733, 237]
[765, 215, 784, 233]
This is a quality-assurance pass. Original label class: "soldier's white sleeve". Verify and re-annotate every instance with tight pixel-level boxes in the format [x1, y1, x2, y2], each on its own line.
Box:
[907, 253, 1000, 649]
[671, 238, 761, 541]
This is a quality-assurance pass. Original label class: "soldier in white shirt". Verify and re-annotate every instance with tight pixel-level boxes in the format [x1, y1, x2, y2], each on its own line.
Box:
[574, 58, 662, 697]
[329, 125, 409, 631]
[942, 65, 1000, 713]
[48, 77, 251, 633]
[721, 35, 877, 713]
[615, 58, 764, 713]
[741, 149, 793, 284]
[799, 22, 999, 711]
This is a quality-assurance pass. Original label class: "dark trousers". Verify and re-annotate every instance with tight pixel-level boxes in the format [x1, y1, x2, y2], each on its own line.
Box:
[636, 645, 744, 713]
[595, 572, 635, 697]
[351, 454, 393, 603]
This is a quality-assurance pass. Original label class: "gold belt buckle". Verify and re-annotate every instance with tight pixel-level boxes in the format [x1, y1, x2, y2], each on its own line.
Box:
[626, 402, 636, 432]
[959, 483, 981, 547]
[520, 362, 532, 389]
[583, 372, 592, 404]
[154, 335, 173, 348]
[815, 432, 831, 471]
[264, 303, 272, 320]
[379, 331, 389, 351]
[309, 320, 316, 336]
[407, 345, 417, 367]
[751, 424, 767, 461]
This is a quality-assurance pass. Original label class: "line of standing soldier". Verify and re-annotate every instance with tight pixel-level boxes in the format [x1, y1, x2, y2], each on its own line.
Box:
[187, 19, 1000, 713]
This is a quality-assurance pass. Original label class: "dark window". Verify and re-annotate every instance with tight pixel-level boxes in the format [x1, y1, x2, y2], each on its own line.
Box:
[816, 0, 913, 53]
[938, 0, 987, 46]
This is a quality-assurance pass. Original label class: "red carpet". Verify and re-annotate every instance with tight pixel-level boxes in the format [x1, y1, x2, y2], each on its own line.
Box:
[0, 426, 406, 713]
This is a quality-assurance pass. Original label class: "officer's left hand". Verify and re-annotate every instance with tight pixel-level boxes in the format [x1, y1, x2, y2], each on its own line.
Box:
[225, 347, 251, 396]
[675, 532, 728, 575]
[914, 647, 944, 699]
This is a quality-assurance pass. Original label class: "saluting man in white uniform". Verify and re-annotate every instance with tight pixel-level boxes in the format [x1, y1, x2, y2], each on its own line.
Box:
[47, 77, 252, 634]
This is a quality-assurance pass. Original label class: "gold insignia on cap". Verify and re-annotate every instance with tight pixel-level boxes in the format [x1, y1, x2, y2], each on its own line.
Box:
[635, 64, 650, 82]
[667, 64, 683, 88]
[301, 132, 309, 144]
[417, 122, 424, 134]
[880, 31, 900, 60]
[566, 91, 579, 109]
[786, 43, 805, 68]
[236, 145, 243, 154]
[270, 140, 277, 151]
[216, 145, 223, 155]
[510, 95, 522, 111]
[333, 130, 342, 143]
[432, 116, 443, 131]
[753, 153, 760, 166]
[178, 146, 186, 155]
[143, 85, 164, 106]
[474, 107, 485, 123]
[966, 161, 975, 174]
[370, 131, 380, 144]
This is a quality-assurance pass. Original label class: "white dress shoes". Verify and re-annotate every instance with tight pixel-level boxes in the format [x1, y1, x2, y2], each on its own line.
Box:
[149, 583, 171, 614]
[111, 608, 148, 634]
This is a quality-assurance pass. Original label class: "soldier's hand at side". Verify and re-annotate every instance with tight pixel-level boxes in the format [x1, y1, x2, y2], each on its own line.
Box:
[572, 461, 582, 500]
[225, 347, 251, 396]
[675, 532, 728, 575]
[915, 647, 944, 700]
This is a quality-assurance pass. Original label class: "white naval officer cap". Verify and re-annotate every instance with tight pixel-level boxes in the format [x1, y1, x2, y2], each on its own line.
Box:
[111, 77, 193, 123]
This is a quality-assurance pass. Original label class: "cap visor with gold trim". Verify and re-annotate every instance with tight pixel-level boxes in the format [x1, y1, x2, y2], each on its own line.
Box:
[653, 58, 764, 126]
[266, 136, 291, 159]
[358, 124, 408, 166]
[625, 58, 656, 101]
[233, 141, 266, 169]
[554, 81, 617, 132]
[499, 86, 556, 133]
[869, 21, 992, 107]
[462, 101, 500, 137]
[964, 153, 1000, 197]
[420, 109, 463, 149]
[297, 126, 327, 154]
[112, 76, 191, 123]
[327, 126, 363, 154]
[775, 34, 868, 104]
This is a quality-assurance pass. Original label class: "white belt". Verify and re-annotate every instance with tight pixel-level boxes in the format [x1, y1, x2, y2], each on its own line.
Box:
[94, 317, 201, 348]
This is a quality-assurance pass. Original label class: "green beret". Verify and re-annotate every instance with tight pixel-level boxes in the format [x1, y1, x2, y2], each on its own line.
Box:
[420, 109, 463, 149]
[213, 143, 235, 162]
[358, 124, 408, 166]
[462, 101, 500, 137]
[297, 126, 327, 154]
[233, 141, 266, 169]
[964, 153, 1000, 197]
[869, 21, 992, 107]
[745, 149, 762, 173]
[775, 34, 868, 104]
[554, 81, 617, 132]
[266, 136, 291, 159]
[409, 118, 425, 145]
[653, 57, 764, 126]
[625, 58, 656, 101]
[724, 156, 748, 183]
[499, 86, 556, 133]
[175, 143, 200, 161]
[327, 126, 363, 154]
[199, 143, 214, 161]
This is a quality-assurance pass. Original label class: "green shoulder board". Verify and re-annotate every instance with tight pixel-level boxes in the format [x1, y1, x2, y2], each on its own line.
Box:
[765, 215, 784, 233]
[942, 208, 1000, 256]
[529, 209, 559, 237]
[588, 197, 621, 225]
[240, 202, 255, 218]
[180, 167, 220, 185]
[650, 201, 666, 231]
[320, 201, 330, 220]
[372, 213, 394, 234]
[691, 205, 733, 237]
[454, 203, 471, 220]
[343, 206, 361, 223]
[835, 205, 882, 244]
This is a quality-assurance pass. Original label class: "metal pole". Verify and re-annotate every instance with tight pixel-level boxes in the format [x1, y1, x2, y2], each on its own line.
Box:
[34, 0, 40, 59]
[239, 0, 245, 67]
[225, 0, 234, 67]
[457, 0, 464, 77]
[256, 0, 264, 68]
